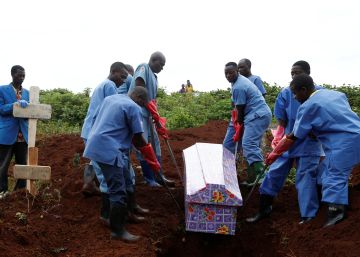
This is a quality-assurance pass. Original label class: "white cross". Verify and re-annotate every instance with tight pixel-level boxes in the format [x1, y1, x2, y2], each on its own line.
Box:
[12, 86, 52, 195]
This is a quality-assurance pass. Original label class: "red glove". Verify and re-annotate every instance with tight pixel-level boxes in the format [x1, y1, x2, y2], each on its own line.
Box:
[265, 137, 294, 166]
[138, 143, 161, 173]
[156, 117, 169, 139]
[271, 125, 285, 149]
[231, 109, 244, 142]
[146, 99, 169, 139]
[146, 99, 160, 122]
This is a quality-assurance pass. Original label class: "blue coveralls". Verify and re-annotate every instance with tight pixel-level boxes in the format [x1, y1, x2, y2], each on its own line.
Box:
[83, 94, 144, 207]
[128, 63, 162, 184]
[223, 75, 272, 165]
[293, 89, 360, 206]
[248, 75, 266, 96]
[81, 79, 118, 193]
[260, 86, 324, 218]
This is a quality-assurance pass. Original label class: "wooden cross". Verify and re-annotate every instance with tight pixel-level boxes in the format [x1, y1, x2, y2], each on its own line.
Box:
[12, 86, 52, 195]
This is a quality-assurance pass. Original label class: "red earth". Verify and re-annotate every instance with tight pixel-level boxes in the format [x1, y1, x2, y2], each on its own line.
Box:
[1, 120, 360, 257]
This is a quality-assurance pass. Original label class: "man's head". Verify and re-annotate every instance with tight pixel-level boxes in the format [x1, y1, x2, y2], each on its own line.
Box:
[125, 64, 134, 76]
[290, 74, 315, 104]
[181, 84, 185, 88]
[11, 65, 25, 86]
[149, 51, 166, 74]
[237, 58, 251, 77]
[108, 62, 128, 86]
[129, 86, 148, 107]
[291, 60, 310, 79]
[186, 80, 191, 85]
[224, 62, 239, 83]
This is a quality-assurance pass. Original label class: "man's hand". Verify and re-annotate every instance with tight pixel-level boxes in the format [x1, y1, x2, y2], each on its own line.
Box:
[265, 136, 294, 166]
[137, 143, 161, 173]
[156, 117, 169, 140]
[17, 100, 28, 108]
[146, 99, 160, 122]
[271, 125, 285, 149]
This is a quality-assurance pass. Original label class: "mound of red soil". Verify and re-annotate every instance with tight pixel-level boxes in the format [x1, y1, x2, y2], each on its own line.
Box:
[0, 120, 359, 257]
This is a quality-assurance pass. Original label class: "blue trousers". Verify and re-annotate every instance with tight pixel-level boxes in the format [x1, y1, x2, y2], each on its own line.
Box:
[92, 150, 135, 194]
[223, 114, 271, 165]
[98, 162, 127, 207]
[260, 155, 321, 218]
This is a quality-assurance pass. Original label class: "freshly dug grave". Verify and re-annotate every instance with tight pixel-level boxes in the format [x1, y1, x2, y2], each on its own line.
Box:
[0, 120, 359, 257]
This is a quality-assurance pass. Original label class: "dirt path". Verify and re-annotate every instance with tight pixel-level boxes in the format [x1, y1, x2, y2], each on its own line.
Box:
[0, 120, 359, 257]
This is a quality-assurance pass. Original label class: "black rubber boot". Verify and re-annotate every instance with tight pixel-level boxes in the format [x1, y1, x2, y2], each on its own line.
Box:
[110, 205, 140, 242]
[246, 194, 273, 223]
[299, 217, 313, 225]
[100, 193, 110, 226]
[324, 204, 346, 227]
[127, 191, 146, 223]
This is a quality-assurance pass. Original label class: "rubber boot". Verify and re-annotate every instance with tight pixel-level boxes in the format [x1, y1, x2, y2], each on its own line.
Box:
[246, 194, 273, 223]
[155, 156, 175, 187]
[324, 204, 346, 227]
[127, 191, 146, 223]
[299, 217, 313, 225]
[100, 193, 110, 226]
[247, 162, 265, 185]
[140, 161, 161, 187]
[82, 163, 101, 196]
[110, 205, 140, 242]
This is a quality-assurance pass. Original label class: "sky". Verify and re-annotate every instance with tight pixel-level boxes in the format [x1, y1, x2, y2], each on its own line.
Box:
[1, 0, 359, 94]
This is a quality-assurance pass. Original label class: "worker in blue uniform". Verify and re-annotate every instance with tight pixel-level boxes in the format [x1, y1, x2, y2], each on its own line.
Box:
[237, 58, 267, 96]
[265, 74, 360, 227]
[128, 52, 175, 187]
[223, 62, 272, 185]
[247, 61, 324, 224]
[83, 86, 160, 241]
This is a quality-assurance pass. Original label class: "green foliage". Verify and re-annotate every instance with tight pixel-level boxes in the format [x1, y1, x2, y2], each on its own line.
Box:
[37, 83, 360, 134]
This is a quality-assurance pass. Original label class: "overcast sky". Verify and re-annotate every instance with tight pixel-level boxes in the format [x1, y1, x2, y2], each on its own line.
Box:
[1, 0, 359, 94]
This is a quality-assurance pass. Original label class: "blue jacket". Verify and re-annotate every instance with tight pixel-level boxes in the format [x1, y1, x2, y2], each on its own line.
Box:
[0, 84, 29, 144]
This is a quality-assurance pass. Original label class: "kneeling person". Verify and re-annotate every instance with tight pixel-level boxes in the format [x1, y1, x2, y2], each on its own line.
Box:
[83, 87, 160, 242]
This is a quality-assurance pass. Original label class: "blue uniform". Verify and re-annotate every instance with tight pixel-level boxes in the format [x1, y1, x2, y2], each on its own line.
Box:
[128, 63, 161, 158]
[81, 79, 117, 140]
[260, 85, 324, 218]
[223, 75, 272, 165]
[83, 94, 143, 206]
[0, 84, 29, 144]
[81, 79, 117, 193]
[248, 75, 266, 95]
[293, 89, 360, 205]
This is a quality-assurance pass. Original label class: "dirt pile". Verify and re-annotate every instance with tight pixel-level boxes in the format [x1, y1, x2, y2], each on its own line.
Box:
[0, 120, 359, 257]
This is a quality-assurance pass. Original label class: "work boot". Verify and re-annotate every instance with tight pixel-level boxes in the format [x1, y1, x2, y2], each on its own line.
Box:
[246, 194, 273, 223]
[324, 204, 346, 227]
[241, 162, 265, 186]
[155, 156, 175, 187]
[82, 163, 101, 196]
[140, 161, 161, 187]
[110, 205, 140, 242]
[299, 217, 313, 225]
[100, 193, 110, 226]
[127, 191, 146, 223]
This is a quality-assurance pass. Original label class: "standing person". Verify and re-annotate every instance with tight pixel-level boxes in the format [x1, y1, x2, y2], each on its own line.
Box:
[129, 51, 174, 187]
[179, 84, 186, 93]
[223, 62, 272, 185]
[265, 74, 360, 227]
[0, 65, 29, 198]
[185, 80, 193, 93]
[84, 87, 160, 241]
[81, 62, 128, 196]
[246, 61, 324, 224]
[238, 58, 266, 96]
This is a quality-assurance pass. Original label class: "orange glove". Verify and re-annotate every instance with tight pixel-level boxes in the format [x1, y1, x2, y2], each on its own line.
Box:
[265, 137, 294, 166]
[138, 143, 161, 173]
[271, 125, 285, 149]
[146, 100, 169, 139]
[231, 109, 244, 142]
